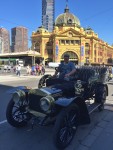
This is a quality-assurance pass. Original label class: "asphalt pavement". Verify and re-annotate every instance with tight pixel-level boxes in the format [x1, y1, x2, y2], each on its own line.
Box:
[0, 67, 54, 82]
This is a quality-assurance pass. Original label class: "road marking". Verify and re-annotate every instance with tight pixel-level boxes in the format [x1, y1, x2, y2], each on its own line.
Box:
[0, 120, 7, 125]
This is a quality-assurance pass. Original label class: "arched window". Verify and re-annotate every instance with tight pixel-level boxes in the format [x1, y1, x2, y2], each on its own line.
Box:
[61, 51, 78, 60]
[67, 19, 72, 24]
[85, 43, 90, 55]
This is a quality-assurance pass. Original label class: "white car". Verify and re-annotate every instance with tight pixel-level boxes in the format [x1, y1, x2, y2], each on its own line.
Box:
[48, 62, 60, 68]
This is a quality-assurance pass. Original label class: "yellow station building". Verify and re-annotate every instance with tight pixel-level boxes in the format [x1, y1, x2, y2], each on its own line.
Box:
[31, 6, 113, 66]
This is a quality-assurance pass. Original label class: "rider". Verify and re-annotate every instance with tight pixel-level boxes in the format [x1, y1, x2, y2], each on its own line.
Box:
[46, 54, 76, 86]
[54, 54, 76, 80]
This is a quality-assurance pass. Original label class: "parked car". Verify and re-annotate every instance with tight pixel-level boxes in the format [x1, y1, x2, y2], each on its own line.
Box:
[6, 66, 108, 149]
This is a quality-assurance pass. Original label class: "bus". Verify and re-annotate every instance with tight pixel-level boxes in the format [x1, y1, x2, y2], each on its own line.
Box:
[0, 58, 24, 67]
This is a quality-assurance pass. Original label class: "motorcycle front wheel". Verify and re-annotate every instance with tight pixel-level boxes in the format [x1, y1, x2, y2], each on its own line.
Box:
[6, 98, 31, 128]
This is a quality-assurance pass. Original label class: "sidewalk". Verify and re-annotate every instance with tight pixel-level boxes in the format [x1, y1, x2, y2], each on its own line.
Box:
[74, 93, 113, 150]
[62, 91, 113, 150]
[76, 107, 113, 150]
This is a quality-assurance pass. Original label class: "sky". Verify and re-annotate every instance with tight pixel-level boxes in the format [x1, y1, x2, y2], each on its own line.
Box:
[0, 0, 113, 47]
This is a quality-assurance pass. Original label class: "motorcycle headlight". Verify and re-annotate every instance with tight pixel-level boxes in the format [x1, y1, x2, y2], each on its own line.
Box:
[40, 96, 54, 113]
[13, 90, 26, 102]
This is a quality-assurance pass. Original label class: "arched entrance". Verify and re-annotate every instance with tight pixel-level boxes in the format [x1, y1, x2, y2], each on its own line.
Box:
[61, 51, 79, 64]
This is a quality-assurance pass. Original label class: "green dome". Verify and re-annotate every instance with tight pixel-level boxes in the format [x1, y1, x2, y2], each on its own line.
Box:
[55, 6, 80, 26]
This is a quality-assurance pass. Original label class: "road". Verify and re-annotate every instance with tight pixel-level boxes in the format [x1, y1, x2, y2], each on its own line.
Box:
[0, 70, 113, 150]
[0, 67, 54, 121]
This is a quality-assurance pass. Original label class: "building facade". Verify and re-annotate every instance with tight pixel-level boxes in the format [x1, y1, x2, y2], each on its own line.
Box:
[0, 27, 10, 53]
[32, 6, 113, 66]
[0, 37, 3, 54]
[11, 26, 28, 53]
[42, 0, 55, 32]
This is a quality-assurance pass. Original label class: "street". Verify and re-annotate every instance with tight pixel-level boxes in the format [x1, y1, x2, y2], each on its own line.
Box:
[0, 67, 54, 121]
[0, 69, 113, 150]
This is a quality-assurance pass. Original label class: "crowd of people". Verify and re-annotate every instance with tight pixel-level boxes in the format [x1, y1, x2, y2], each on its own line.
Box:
[26, 63, 45, 76]
[2, 63, 45, 77]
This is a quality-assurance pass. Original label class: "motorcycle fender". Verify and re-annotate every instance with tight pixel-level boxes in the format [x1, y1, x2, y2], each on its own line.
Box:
[7, 86, 31, 94]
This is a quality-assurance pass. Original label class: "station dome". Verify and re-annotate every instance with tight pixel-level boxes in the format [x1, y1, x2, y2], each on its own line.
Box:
[55, 5, 80, 26]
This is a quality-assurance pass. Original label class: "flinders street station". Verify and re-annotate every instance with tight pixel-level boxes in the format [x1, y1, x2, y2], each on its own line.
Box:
[31, 6, 113, 66]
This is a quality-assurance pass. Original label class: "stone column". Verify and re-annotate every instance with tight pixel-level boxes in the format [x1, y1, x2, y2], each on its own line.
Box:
[96, 43, 98, 63]
[90, 40, 95, 63]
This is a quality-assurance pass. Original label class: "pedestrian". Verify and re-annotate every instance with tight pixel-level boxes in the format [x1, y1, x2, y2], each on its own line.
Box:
[13, 65, 16, 73]
[41, 64, 45, 75]
[7, 65, 11, 73]
[31, 65, 36, 75]
[4, 65, 7, 73]
[111, 66, 113, 75]
[35, 63, 39, 75]
[26, 65, 31, 75]
[16, 65, 21, 76]
[38, 64, 42, 75]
